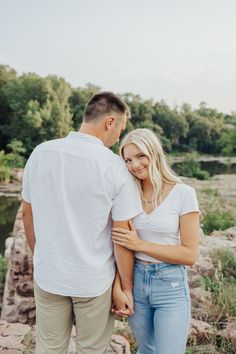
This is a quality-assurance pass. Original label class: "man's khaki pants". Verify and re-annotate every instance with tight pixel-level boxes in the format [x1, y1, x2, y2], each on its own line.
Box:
[34, 282, 115, 354]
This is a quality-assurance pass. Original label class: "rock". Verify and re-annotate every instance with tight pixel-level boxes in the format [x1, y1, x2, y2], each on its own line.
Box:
[1, 350, 22, 354]
[0, 335, 24, 351]
[190, 287, 212, 304]
[195, 255, 215, 276]
[0, 323, 131, 353]
[1, 204, 35, 324]
[12, 169, 23, 183]
[189, 318, 215, 344]
[4, 238, 14, 260]
[2, 323, 30, 337]
[107, 335, 131, 354]
[217, 321, 236, 342]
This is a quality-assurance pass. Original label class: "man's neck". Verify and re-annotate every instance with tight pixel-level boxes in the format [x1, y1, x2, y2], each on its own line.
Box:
[79, 123, 105, 144]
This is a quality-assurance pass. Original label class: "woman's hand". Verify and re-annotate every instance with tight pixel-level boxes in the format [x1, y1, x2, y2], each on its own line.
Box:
[112, 220, 143, 252]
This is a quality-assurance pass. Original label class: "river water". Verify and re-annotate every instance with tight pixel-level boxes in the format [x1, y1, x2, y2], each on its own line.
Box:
[0, 196, 21, 254]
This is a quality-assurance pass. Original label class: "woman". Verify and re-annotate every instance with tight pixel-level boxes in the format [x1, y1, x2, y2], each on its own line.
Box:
[112, 128, 200, 354]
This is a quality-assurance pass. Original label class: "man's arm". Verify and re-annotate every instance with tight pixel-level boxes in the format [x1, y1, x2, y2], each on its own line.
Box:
[113, 220, 134, 298]
[22, 201, 36, 254]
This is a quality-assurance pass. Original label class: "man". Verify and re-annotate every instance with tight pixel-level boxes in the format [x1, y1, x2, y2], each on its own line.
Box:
[22, 92, 142, 354]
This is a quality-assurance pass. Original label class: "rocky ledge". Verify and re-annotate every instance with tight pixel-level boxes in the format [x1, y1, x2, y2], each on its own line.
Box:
[0, 320, 131, 354]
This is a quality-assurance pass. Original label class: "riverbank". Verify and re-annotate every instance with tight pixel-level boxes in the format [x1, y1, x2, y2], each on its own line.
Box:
[172, 155, 236, 163]
[0, 182, 22, 198]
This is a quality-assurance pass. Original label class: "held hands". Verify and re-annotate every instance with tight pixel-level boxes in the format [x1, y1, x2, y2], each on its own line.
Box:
[112, 287, 134, 318]
[112, 220, 142, 252]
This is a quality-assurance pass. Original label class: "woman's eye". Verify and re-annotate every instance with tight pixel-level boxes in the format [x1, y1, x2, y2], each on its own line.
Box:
[139, 155, 146, 159]
[125, 159, 131, 164]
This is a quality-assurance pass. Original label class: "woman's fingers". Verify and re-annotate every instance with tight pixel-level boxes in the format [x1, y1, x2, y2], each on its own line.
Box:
[113, 240, 127, 247]
[112, 227, 126, 232]
[112, 236, 128, 244]
[112, 228, 131, 235]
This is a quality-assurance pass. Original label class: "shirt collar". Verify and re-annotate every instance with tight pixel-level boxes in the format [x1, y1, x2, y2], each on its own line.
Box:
[67, 131, 104, 146]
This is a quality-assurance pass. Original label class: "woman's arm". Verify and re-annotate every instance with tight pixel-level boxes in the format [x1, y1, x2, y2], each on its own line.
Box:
[112, 213, 200, 266]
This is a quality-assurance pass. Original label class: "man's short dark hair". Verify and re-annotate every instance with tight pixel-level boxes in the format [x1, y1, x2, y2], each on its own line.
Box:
[83, 91, 130, 122]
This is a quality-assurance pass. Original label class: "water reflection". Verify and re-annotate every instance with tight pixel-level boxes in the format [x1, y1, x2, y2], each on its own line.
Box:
[0, 197, 20, 255]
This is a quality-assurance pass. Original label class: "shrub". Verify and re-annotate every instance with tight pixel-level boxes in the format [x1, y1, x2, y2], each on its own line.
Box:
[203, 211, 235, 234]
[7, 139, 26, 168]
[0, 150, 14, 183]
[0, 254, 7, 296]
[0, 165, 12, 183]
[202, 249, 236, 321]
[174, 153, 210, 180]
[210, 248, 236, 279]
[201, 188, 219, 198]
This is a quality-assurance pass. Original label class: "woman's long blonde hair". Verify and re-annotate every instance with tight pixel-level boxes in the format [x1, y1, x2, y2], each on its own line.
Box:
[120, 128, 182, 208]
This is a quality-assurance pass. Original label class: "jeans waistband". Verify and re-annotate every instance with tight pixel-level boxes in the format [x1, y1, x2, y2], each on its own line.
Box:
[134, 258, 186, 272]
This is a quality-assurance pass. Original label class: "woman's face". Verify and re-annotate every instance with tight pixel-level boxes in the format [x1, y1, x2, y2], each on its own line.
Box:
[123, 143, 150, 180]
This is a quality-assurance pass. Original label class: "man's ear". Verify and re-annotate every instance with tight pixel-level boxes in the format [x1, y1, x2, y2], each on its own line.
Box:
[105, 116, 116, 130]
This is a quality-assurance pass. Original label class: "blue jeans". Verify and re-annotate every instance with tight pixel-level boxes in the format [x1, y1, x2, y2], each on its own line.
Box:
[128, 260, 191, 354]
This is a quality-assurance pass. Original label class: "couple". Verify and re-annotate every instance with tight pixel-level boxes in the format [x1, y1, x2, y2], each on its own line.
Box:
[22, 92, 200, 354]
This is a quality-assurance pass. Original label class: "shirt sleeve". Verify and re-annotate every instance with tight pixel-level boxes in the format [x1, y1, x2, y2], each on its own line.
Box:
[180, 186, 200, 216]
[112, 167, 143, 221]
[21, 147, 39, 203]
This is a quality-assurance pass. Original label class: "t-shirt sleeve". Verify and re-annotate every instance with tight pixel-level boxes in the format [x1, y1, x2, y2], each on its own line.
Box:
[112, 167, 143, 221]
[180, 186, 200, 216]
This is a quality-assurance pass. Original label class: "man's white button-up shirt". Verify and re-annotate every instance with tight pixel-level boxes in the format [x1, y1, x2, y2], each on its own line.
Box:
[22, 132, 142, 296]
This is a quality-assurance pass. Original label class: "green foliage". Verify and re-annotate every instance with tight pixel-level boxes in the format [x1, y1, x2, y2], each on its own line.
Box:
[0, 254, 7, 296]
[201, 188, 219, 198]
[0, 150, 13, 182]
[203, 211, 235, 234]
[0, 165, 12, 183]
[1, 71, 73, 157]
[220, 127, 236, 155]
[0, 64, 236, 158]
[7, 139, 26, 167]
[174, 153, 210, 180]
[202, 250, 236, 320]
[210, 248, 236, 279]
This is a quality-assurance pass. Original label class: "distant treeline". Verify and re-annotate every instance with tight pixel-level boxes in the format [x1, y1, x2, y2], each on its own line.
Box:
[0, 64, 236, 159]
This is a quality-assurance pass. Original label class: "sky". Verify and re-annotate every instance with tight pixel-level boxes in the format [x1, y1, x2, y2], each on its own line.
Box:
[1, 0, 236, 113]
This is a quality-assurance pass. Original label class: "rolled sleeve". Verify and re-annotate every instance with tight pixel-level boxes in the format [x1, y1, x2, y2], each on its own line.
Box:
[22, 160, 31, 202]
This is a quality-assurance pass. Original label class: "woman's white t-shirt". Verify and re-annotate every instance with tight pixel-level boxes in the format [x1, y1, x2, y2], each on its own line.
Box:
[133, 183, 199, 263]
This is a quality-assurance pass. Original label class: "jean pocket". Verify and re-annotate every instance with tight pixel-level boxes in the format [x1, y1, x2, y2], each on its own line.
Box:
[158, 265, 185, 282]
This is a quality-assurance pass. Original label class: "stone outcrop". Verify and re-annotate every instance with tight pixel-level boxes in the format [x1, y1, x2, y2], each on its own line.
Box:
[1, 204, 35, 324]
[0, 321, 130, 354]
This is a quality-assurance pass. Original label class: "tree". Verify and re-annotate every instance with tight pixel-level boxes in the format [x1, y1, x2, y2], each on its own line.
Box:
[0, 65, 17, 150]
[4, 74, 73, 156]
[219, 127, 236, 155]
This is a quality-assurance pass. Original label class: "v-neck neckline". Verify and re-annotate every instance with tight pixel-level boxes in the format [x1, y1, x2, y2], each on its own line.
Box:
[143, 183, 179, 216]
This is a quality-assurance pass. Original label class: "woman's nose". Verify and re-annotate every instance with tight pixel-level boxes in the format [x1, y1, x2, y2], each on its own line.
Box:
[132, 159, 141, 169]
